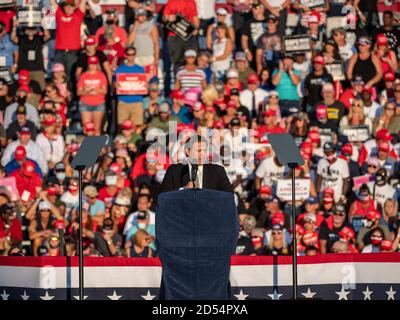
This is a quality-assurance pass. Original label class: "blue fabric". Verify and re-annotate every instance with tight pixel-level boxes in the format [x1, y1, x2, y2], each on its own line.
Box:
[114, 64, 145, 103]
[272, 69, 301, 100]
[126, 224, 156, 251]
[5, 158, 43, 177]
[156, 189, 239, 300]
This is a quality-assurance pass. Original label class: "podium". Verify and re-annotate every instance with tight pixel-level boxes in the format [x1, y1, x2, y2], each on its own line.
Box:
[156, 189, 239, 300]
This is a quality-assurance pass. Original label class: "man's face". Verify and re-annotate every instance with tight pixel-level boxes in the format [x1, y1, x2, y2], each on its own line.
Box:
[333, 212, 345, 225]
[383, 13, 393, 27]
[267, 19, 277, 31]
[64, 4, 75, 16]
[19, 133, 31, 144]
[137, 197, 150, 211]
[125, 49, 136, 64]
[322, 90, 334, 101]
[314, 62, 324, 72]
[16, 113, 26, 123]
[188, 141, 208, 165]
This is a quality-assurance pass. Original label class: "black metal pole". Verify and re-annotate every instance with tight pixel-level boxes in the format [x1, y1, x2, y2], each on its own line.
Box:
[289, 163, 298, 300]
[78, 168, 84, 301]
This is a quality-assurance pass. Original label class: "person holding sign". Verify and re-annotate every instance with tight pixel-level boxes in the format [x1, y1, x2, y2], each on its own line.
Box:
[10, 18, 51, 92]
[114, 46, 146, 127]
[163, 0, 199, 67]
[77, 55, 108, 136]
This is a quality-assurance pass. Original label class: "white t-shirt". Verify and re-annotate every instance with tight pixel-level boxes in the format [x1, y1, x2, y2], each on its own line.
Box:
[256, 156, 289, 189]
[317, 157, 350, 202]
[265, 0, 286, 7]
[367, 182, 396, 208]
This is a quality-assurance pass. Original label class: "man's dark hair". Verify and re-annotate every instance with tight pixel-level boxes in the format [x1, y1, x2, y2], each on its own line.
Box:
[138, 193, 151, 202]
[184, 135, 208, 154]
[125, 46, 136, 55]
[383, 10, 393, 18]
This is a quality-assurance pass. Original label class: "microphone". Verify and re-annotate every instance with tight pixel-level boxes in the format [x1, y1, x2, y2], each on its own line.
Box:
[191, 164, 198, 189]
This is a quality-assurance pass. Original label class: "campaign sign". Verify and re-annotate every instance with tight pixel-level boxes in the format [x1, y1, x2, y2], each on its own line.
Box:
[17, 7, 43, 27]
[340, 125, 370, 142]
[116, 73, 148, 95]
[166, 14, 195, 42]
[325, 61, 346, 81]
[0, 68, 14, 85]
[283, 35, 311, 54]
[0, 177, 19, 201]
[0, 0, 15, 8]
[276, 178, 310, 201]
[300, 0, 325, 8]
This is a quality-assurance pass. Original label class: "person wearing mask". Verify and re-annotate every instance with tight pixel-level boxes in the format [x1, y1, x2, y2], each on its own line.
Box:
[361, 226, 387, 253]
[319, 203, 354, 253]
[125, 210, 156, 250]
[95, 9, 128, 48]
[317, 142, 349, 203]
[93, 217, 123, 256]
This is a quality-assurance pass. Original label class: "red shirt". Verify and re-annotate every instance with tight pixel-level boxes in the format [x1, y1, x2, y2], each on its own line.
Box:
[339, 88, 356, 110]
[55, 7, 84, 50]
[0, 218, 22, 243]
[10, 170, 42, 201]
[164, 0, 198, 37]
[99, 42, 125, 68]
[95, 26, 127, 47]
[0, 10, 15, 33]
[98, 187, 120, 204]
[77, 71, 108, 106]
[258, 125, 285, 137]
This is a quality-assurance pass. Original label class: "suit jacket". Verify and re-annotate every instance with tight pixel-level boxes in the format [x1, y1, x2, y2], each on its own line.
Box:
[160, 163, 233, 193]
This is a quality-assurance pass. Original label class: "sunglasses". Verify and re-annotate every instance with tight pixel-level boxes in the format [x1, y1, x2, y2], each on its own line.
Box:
[352, 104, 362, 108]
[334, 212, 345, 216]
[50, 236, 59, 241]
[304, 219, 314, 224]
[272, 230, 282, 235]
[386, 107, 395, 111]
[368, 164, 378, 168]
[126, 53, 136, 56]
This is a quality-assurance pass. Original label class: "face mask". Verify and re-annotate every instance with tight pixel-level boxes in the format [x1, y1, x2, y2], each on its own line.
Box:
[137, 222, 146, 230]
[105, 175, 117, 186]
[375, 175, 386, 186]
[370, 238, 382, 246]
[358, 194, 370, 202]
[69, 185, 78, 193]
[56, 172, 66, 181]
[16, 96, 27, 105]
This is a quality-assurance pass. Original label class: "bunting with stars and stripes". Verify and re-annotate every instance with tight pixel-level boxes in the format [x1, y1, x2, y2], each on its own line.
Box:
[0, 253, 399, 300]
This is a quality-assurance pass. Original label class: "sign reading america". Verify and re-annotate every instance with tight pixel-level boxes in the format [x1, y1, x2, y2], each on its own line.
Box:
[116, 73, 148, 95]
[0, 254, 399, 300]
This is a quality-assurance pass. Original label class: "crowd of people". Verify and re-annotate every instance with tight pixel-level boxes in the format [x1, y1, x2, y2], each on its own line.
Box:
[0, 0, 400, 258]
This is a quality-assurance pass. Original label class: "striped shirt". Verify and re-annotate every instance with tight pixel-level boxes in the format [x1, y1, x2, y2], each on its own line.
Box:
[176, 67, 206, 92]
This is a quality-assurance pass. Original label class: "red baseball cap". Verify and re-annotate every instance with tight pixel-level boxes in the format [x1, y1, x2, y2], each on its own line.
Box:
[121, 119, 134, 130]
[226, 101, 237, 109]
[263, 109, 277, 117]
[42, 115, 57, 127]
[46, 186, 58, 196]
[376, 128, 392, 141]
[14, 145, 27, 161]
[22, 160, 35, 177]
[339, 226, 355, 240]
[259, 185, 272, 195]
[367, 209, 381, 221]
[376, 34, 389, 46]
[384, 72, 395, 82]
[341, 143, 353, 156]
[271, 212, 285, 225]
[314, 55, 325, 65]
[379, 141, 390, 152]
[308, 129, 320, 143]
[18, 85, 31, 94]
[109, 162, 122, 175]
[88, 55, 99, 65]
[18, 69, 30, 83]
[84, 122, 95, 132]
[300, 141, 313, 155]
[171, 89, 184, 100]
[247, 73, 259, 84]
[84, 36, 97, 46]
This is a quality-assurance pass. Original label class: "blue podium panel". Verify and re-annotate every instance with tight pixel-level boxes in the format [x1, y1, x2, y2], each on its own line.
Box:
[156, 189, 239, 300]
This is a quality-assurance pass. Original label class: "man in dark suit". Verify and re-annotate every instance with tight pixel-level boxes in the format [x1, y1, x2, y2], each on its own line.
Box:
[161, 135, 233, 193]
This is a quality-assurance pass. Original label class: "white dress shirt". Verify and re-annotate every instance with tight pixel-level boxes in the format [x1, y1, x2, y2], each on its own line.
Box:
[239, 88, 269, 115]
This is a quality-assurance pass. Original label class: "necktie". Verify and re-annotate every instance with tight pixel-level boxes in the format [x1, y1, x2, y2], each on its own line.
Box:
[251, 91, 257, 120]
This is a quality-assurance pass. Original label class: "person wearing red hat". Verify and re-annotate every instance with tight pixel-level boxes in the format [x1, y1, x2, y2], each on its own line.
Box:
[361, 227, 387, 253]
[51, 0, 87, 82]
[169, 89, 192, 125]
[239, 73, 268, 121]
[379, 72, 396, 105]
[4, 144, 43, 177]
[357, 208, 391, 251]
[95, 9, 128, 48]
[339, 143, 361, 181]
[309, 104, 338, 133]
[36, 114, 65, 171]
[77, 54, 108, 135]
[304, 55, 333, 113]
[258, 108, 285, 136]
[373, 33, 397, 76]
[318, 82, 346, 129]
[10, 160, 42, 202]
[76, 36, 113, 84]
